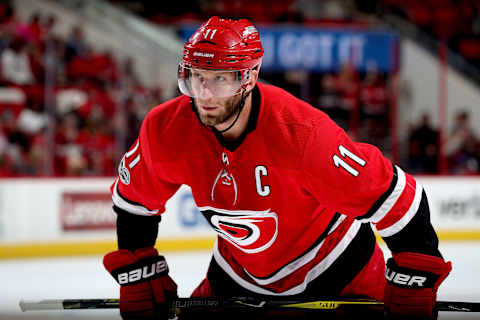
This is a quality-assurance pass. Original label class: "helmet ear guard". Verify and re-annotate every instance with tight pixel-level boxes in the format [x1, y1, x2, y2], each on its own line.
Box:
[177, 62, 193, 96]
[243, 69, 250, 82]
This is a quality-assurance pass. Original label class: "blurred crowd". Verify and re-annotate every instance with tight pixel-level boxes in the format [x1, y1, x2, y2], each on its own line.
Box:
[0, 2, 164, 177]
[378, 0, 480, 68]
[114, 0, 392, 155]
[374, 0, 480, 174]
[0, 0, 478, 177]
[407, 110, 480, 175]
[125, 0, 479, 176]
[109, 0, 364, 26]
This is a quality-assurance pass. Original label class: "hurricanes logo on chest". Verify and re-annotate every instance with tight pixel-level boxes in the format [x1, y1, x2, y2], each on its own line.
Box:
[207, 151, 277, 252]
[199, 207, 278, 253]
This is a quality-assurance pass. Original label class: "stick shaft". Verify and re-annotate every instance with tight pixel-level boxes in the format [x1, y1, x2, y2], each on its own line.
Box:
[19, 297, 480, 313]
[20, 299, 119, 311]
[436, 301, 480, 312]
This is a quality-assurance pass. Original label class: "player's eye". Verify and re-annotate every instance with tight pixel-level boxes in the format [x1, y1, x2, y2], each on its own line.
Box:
[215, 75, 226, 82]
[193, 73, 203, 81]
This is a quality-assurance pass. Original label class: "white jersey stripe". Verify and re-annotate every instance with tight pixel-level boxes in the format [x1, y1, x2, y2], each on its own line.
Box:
[361, 165, 406, 223]
[245, 240, 326, 286]
[112, 178, 159, 216]
[213, 220, 362, 295]
[125, 140, 139, 158]
[328, 214, 347, 235]
[245, 214, 347, 285]
[378, 183, 423, 237]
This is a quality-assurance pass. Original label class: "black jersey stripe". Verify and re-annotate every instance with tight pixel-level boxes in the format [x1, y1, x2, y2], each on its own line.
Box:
[206, 222, 376, 298]
[113, 179, 157, 213]
[381, 189, 442, 257]
[356, 162, 398, 221]
[302, 223, 376, 297]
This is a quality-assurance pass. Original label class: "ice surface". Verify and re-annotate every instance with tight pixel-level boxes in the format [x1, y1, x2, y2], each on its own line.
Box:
[0, 243, 478, 319]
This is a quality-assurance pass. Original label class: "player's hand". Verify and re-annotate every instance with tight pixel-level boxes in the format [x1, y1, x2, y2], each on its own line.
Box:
[103, 247, 178, 320]
[384, 252, 452, 319]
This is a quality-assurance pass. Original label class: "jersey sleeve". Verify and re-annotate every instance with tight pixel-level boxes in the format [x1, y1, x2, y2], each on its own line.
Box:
[302, 118, 424, 240]
[111, 116, 182, 216]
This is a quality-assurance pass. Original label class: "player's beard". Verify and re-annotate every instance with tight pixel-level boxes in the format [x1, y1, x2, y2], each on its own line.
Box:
[195, 94, 242, 127]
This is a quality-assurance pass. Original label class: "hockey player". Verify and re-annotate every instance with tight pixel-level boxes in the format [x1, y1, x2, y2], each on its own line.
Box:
[103, 17, 452, 320]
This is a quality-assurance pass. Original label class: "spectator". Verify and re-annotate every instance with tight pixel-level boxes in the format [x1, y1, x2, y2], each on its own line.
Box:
[65, 25, 88, 63]
[445, 110, 479, 174]
[0, 129, 15, 176]
[0, 1, 16, 52]
[406, 113, 439, 173]
[16, 98, 47, 138]
[63, 144, 87, 175]
[24, 12, 44, 44]
[22, 131, 46, 175]
[0, 36, 35, 85]
[1, 109, 28, 173]
[54, 111, 80, 175]
[55, 87, 88, 116]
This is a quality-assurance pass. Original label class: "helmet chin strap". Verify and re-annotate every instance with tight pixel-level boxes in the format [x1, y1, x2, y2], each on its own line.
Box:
[217, 89, 251, 134]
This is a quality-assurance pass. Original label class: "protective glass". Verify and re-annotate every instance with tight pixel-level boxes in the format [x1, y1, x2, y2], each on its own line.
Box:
[178, 62, 250, 98]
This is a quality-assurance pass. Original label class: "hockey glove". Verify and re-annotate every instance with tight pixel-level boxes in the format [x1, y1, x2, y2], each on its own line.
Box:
[384, 252, 452, 319]
[103, 247, 178, 320]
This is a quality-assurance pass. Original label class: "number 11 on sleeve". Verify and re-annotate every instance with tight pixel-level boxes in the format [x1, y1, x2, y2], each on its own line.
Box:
[332, 145, 366, 177]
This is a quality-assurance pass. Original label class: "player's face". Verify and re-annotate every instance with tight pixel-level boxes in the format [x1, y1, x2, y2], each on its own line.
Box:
[191, 69, 244, 127]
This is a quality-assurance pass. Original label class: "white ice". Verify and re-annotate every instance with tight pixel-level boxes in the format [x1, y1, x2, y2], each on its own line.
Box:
[0, 242, 479, 319]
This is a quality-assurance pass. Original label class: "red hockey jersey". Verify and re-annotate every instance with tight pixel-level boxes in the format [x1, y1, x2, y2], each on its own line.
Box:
[111, 82, 422, 297]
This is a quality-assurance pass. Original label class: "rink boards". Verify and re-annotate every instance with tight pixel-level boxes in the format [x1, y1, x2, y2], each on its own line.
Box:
[0, 176, 479, 259]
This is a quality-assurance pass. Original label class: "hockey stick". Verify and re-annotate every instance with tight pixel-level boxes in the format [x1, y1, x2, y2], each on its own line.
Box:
[19, 297, 480, 313]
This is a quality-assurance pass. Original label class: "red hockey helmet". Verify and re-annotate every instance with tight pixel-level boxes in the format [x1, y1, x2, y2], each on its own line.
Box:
[178, 16, 264, 98]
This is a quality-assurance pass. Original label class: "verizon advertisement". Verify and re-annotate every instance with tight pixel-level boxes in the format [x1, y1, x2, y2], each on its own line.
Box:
[0, 178, 479, 244]
[60, 192, 116, 231]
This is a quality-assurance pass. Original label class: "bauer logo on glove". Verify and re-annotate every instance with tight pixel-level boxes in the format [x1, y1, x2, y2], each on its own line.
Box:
[110, 255, 169, 285]
[386, 266, 428, 287]
[385, 255, 442, 288]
